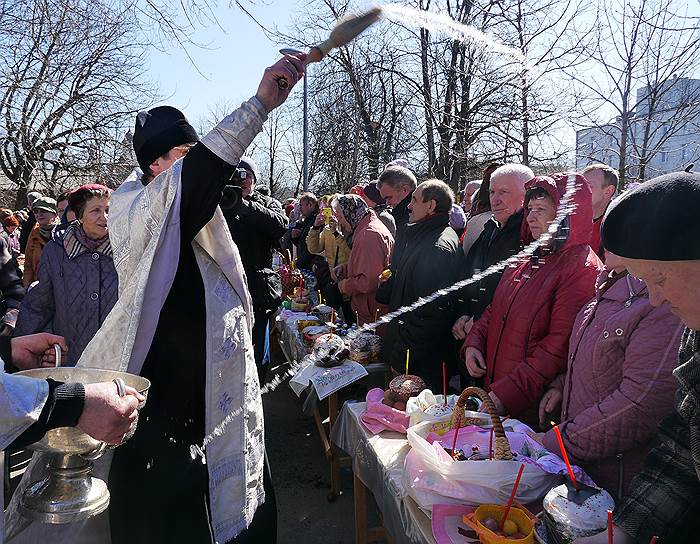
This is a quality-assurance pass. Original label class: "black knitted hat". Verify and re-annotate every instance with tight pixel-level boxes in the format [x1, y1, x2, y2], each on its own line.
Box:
[602, 171, 700, 261]
[363, 181, 385, 205]
[132, 106, 198, 173]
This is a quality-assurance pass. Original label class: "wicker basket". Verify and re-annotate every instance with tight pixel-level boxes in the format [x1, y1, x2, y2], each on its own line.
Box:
[448, 386, 513, 461]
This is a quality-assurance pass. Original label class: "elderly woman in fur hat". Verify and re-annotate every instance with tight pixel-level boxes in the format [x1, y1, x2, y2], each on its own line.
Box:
[14, 184, 117, 367]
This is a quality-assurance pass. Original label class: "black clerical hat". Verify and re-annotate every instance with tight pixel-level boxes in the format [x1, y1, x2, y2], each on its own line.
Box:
[132, 106, 199, 174]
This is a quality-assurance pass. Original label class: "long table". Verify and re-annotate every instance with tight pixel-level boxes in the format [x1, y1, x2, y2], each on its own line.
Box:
[331, 401, 445, 544]
[274, 312, 390, 500]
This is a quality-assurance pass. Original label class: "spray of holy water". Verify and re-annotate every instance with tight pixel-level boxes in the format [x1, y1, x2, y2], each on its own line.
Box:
[190, 174, 580, 462]
[380, 3, 527, 65]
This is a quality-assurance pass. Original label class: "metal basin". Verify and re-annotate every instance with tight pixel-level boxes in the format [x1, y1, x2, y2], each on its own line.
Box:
[14, 367, 150, 524]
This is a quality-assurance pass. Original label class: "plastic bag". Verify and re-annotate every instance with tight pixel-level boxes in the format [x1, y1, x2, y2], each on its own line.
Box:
[403, 419, 560, 511]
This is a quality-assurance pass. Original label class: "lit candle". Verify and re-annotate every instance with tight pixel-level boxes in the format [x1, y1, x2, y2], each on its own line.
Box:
[551, 421, 578, 490]
[329, 308, 334, 339]
[405, 349, 410, 377]
[607, 510, 613, 544]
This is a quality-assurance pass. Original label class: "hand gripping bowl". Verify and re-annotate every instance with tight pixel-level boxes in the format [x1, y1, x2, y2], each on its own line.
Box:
[15, 359, 150, 524]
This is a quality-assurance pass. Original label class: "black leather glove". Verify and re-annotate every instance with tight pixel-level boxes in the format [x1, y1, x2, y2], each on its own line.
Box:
[220, 184, 243, 212]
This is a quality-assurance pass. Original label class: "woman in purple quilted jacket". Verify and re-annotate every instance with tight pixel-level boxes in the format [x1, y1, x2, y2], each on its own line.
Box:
[536, 249, 684, 500]
[13, 184, 117, 367]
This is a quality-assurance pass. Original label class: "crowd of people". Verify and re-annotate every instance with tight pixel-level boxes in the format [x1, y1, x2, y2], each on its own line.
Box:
[0, 51, 698, 544]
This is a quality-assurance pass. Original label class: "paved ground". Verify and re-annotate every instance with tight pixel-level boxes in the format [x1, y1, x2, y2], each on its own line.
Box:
[264, 338, 382, 544]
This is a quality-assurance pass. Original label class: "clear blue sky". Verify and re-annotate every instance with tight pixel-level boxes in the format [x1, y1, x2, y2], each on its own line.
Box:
[147, 2, 297, 123]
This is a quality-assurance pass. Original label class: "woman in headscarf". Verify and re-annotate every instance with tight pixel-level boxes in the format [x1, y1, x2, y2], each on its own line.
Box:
[1, 214, 21, 259]
[462, 174, 602, 428]
[14, 184, 117, 366]
[331, 194, 394, 325]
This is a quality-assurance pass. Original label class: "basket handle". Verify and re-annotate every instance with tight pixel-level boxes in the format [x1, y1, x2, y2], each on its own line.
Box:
[449, 386, 513, 461]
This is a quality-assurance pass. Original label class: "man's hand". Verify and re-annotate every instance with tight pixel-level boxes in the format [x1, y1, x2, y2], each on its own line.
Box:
[452, 315, 473, 340]
[255, 54, 306, 112]
[313, 213, 325, 228]
[464, 346, 486, 378]
[11, 334, 69, 370]
[539, 387, 563, 429]
[78, 382, 144, 445]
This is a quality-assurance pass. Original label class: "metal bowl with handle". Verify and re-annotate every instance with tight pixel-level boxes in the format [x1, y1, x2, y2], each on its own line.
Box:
[14, 362, 151, 524]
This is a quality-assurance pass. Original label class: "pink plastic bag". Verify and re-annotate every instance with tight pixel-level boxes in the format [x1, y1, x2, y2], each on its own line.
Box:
[361, 388, 411, 434]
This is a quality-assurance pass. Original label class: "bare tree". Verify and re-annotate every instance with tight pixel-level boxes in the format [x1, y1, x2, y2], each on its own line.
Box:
[0, 0, 157, 206]
[571, 0, 700, 186]
[488, 0, 589, 166]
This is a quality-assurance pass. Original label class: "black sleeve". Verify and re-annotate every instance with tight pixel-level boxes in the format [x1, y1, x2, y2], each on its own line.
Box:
[0, 335, 12, 368]
[9, 380, 85, 450]
[237, 196, 287, 241]
[0, 237, 24, 310]
[179, 143, 237, 243]
[375, 275, 394, 306]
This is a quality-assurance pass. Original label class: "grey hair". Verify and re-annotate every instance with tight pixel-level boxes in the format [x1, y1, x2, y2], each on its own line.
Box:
[377, 166, 417, 191]
[490, 163, 535, 188]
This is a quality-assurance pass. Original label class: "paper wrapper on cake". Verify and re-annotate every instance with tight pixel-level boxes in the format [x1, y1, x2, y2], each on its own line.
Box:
[311, 304, 333, 324]
[349, 331, 382, 364]
[389, 374, 426, 402]
[313, 333, 348, 367]
[303, 325, 330, 349]
[542, 483, 614, 544]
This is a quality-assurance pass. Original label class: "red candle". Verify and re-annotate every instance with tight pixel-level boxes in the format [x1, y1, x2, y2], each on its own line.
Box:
[450, 424, 460, 459]
[607, 510, 613, 544]
[442, 362, 447, 406]
[551, 421, 578, 490]
[500, 463, 525, 531]
[649, 537, 657, 544]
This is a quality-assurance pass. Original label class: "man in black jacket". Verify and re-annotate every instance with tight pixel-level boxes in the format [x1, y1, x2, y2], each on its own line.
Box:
[376, 179, 461, 390]
[378, 165, 416, 245]
[222, 156, 287, 383]
[452, 163, 533, 340]
[290, 192, 320, 271]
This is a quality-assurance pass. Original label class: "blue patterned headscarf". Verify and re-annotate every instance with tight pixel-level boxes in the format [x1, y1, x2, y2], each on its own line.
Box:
[334, 194, 370, 231]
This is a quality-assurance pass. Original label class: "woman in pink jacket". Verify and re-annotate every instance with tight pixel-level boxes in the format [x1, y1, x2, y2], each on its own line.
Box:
[538, 251, 684, 500]
[332, 194, 394, 325]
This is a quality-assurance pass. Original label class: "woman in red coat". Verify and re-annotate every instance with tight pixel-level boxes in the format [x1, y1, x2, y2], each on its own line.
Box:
[462, 174, 602, 427]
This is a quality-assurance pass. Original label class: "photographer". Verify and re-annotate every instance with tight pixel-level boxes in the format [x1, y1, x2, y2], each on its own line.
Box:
[221, 156, 287, 383]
